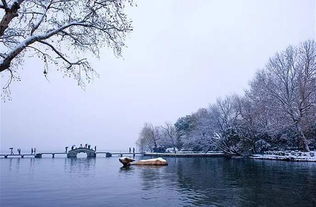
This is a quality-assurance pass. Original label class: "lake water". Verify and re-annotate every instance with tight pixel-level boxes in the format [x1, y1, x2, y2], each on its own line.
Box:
[1, 156, 316, 207]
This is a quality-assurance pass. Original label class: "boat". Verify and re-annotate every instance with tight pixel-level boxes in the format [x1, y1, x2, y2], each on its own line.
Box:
[119, 157, 168, 167]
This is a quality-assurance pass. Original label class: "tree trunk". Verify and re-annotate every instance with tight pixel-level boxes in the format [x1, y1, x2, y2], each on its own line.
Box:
[0, 2, 21, 37]
[296, 123, 310, 152]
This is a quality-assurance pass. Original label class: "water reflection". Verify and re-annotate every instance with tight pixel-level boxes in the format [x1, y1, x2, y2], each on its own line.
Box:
[137, 165, 167, 191]
[6, 158, 22, 172]
[136, 157, 316, 207]
[120, 166, 132, 171]
[64, 158, 96, 176]
[1, 157, 316, 207]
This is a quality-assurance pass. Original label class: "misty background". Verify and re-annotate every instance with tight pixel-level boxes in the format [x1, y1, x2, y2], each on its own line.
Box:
[1, 0, 315, 152]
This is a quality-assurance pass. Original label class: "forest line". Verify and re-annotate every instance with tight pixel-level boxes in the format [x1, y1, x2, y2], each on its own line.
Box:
[137, 40, 316, 154]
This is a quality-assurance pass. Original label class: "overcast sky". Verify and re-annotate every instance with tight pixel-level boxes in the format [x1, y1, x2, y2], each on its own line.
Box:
[1, 0, 315, 152]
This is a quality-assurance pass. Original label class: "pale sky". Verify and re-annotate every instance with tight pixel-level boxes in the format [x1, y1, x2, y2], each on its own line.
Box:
[1, 0, 315, 152]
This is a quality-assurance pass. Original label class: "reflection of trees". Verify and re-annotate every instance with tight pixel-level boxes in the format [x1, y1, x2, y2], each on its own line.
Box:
[173, 158, 244, 206]
[234, 160, 316, 207]
[138, 157, 316, 206]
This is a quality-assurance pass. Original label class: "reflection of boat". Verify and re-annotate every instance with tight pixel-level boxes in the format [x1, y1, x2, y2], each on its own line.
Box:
[119, 157, 168, 167]
[119, 157, 135, 166]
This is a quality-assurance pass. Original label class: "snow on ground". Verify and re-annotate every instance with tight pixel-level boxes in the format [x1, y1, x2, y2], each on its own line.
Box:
[139, 157, 167, 162]
[251, 151, 316, 162]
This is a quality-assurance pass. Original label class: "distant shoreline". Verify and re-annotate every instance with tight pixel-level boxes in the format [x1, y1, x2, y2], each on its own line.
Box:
[1, 150, 316, 162]
[144, 151, 316, 162]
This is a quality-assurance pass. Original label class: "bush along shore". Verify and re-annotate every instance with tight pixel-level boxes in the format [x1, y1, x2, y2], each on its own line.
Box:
[251, 151, 316, 162]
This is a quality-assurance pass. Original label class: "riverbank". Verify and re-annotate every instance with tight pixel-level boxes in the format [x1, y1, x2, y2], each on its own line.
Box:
[251, 151, 316, 162]
[144, 151, 316, 162]
[144, 152, 225, 157]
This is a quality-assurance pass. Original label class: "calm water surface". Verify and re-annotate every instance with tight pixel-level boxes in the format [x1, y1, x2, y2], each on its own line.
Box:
[1, 156, 316, 207]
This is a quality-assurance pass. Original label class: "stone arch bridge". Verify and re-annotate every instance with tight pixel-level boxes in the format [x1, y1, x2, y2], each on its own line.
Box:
[67, 147, 96, 158]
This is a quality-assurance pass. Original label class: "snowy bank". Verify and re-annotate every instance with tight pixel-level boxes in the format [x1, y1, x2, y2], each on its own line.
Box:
[251, 151, 316, 162]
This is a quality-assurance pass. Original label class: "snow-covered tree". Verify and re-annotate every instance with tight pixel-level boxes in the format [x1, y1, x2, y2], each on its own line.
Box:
[0, 0, 133, 93]
[184, 108, 218, 152]
[160, 122, 179, 151]
[137, 40, 316, 154]
[136, 123, 164, 152]
[209, 96, 247, 154]
[252, 40, 316, 151]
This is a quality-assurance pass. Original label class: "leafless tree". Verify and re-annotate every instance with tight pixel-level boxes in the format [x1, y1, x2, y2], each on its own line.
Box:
[136, 123, 161, 152]
[255, 40, 316, 151]
[161, 122, 178, 151]
[0, 0, 133, 94]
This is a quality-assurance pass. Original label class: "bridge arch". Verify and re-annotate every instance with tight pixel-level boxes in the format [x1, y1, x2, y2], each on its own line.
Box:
[67, 147, 96, 158]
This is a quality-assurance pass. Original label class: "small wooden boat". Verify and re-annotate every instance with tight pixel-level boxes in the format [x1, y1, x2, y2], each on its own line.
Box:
[119, 157, 168, 167]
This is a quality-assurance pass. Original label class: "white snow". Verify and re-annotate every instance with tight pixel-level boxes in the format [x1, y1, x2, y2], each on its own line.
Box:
[139, 157, 166, 162]
[251, 151, 316, 162]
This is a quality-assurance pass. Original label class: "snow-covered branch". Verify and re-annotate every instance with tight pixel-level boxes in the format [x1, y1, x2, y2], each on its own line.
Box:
[0, 0, 133, 92]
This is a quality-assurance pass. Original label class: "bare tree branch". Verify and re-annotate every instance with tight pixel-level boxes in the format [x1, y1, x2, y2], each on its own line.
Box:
[0, 0, 133, 91]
